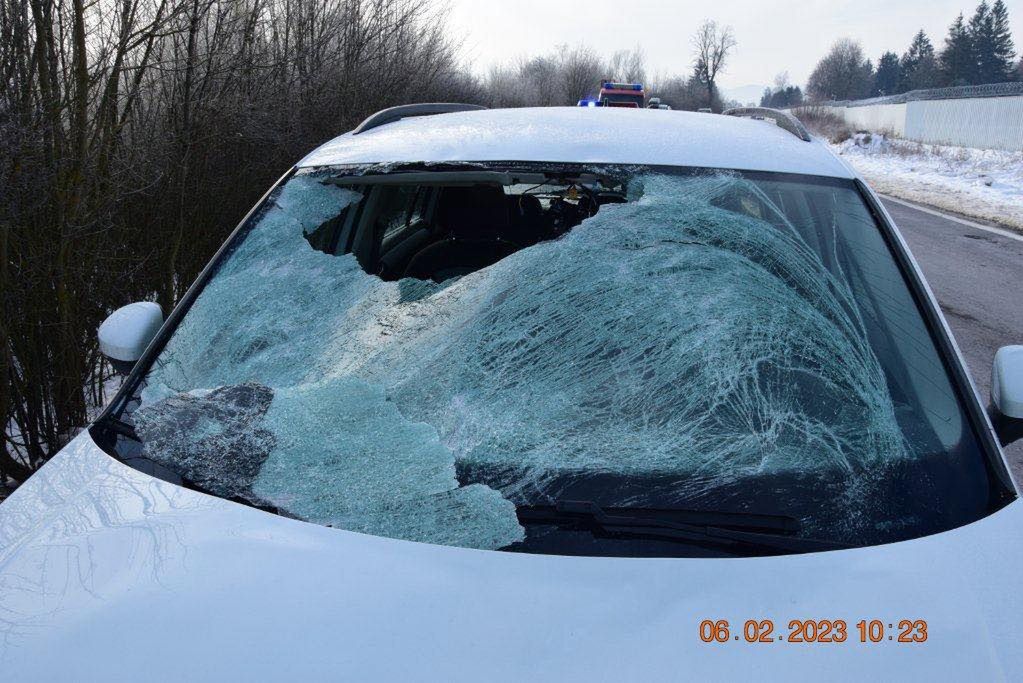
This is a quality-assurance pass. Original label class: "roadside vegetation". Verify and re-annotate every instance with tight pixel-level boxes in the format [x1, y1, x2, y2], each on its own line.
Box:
[806, 0, 1018, 101]
[0, 0, 742, 488]
[0, 0, 478, 487]
[790, 106, 854, 144]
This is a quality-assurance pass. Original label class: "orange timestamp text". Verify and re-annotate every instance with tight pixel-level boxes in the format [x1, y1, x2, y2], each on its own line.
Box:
[698, 619, 928, 644]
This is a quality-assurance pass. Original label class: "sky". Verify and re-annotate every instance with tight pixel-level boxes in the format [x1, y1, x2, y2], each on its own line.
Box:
[445, 0, 1023, 95]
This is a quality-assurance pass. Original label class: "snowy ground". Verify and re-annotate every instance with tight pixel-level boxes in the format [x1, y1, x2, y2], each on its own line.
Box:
[829, 134, 1023, 231]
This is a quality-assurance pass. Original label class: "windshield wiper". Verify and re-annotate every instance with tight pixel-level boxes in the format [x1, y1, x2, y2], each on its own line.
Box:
[517, 500, 850, 555]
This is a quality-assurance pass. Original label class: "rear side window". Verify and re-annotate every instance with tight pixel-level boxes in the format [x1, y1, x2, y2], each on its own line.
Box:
[378, 185, 427, 241]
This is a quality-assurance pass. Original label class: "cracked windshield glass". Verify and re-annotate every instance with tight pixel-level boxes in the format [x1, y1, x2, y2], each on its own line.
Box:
[117, 165, 995, 556]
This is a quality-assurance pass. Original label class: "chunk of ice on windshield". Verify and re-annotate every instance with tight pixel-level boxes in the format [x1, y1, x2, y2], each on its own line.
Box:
[134, 382, 275, 498]
[251, 378, 524, 549]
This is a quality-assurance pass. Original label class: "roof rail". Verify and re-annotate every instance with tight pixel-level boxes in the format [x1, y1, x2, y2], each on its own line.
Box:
[352, 103, 487, 135]
[721, 107, 812, 142]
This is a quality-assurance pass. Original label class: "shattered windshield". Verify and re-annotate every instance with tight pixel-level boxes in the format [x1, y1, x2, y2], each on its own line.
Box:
[113, 165, 1001, 556]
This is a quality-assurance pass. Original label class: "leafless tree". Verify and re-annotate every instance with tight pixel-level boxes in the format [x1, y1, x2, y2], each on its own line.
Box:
[692, 20, 736, 112]
[806, 38, 874, 101]
[606, 48, 646, 84]
[559, 45, 606, 102]
[1, 3, 745, 486]
[480, 45, 646, 107]
[1, 0, 476, 485]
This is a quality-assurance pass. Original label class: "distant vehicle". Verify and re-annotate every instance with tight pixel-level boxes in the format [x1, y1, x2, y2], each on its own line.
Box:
[3, 103, 1023, 679]
[597, 81, 645, 108]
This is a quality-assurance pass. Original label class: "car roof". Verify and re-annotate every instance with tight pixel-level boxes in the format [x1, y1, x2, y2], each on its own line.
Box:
[297, 106, 854, 179]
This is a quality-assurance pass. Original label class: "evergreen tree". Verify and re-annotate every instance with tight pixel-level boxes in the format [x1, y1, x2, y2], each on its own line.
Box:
[968, 0, 992, 83]
[760, 72, 804, 108]
[764, 86, 803, 108]
[988, 0, 1017, 82]
[967, 0, 1016, 83]
[939, 13, 974, 85]
[900, 30, 940, 91]
[782, 86, 804, 107]
[874, 51, 902, 95]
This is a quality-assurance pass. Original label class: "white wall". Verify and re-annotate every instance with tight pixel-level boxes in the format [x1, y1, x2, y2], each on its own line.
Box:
[906, 96, 1023, 151]
[816, 96, 1023, 151]
[841, 103, 906, 136]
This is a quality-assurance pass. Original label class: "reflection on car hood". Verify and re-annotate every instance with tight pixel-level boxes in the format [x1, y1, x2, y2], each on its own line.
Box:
[1, 431, 1021, 680]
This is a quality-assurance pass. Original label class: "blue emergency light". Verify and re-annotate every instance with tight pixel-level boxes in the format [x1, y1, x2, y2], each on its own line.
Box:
[601, 82, 643, 91]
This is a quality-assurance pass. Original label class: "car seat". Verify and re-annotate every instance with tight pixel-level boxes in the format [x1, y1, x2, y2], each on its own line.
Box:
[508, 194, 548, 246]
[404, 186, 519, 282]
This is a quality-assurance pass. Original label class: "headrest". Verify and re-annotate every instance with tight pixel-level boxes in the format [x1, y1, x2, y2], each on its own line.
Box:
[513, 194, 543, 221]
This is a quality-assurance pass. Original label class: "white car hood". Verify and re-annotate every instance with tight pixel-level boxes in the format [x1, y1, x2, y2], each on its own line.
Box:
[2, 431, 1021, 681]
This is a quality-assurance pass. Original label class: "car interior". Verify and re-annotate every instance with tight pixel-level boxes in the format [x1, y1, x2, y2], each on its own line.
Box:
[304, 171, 627, 282]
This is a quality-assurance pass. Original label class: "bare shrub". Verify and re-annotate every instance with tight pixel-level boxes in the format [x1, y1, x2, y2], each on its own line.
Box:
[0, 0, 475, 483]
[1, 4, 742, 484]
[792, 106, 854, 143]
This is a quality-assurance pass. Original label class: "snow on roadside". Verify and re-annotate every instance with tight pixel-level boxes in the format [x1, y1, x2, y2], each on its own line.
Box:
[829, 134, 1023, 231]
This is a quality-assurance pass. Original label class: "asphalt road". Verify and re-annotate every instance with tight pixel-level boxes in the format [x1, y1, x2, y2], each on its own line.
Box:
[881, 197, 1023, 473]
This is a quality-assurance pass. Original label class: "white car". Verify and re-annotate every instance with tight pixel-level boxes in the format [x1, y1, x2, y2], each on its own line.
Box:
[3, 105, 1023, 680]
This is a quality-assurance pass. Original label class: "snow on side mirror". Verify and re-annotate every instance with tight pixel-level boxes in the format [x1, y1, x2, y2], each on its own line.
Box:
[991, 345, 1023, 447]
[98, 302, 163, 375]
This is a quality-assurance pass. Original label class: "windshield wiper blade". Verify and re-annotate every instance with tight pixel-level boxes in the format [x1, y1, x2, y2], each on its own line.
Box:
[518, 501, 800, 533]
[517, 500, 849, 555]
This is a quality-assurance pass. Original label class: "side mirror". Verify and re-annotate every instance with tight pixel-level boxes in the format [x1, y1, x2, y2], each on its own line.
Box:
[991, 345, 1023, 447]
[98, 302, 163, 375]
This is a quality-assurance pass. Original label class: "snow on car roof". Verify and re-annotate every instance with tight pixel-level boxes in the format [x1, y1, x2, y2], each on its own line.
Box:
[297, 106, 854, 178]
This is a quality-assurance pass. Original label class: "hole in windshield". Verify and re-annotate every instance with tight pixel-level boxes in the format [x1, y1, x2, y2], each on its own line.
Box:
[107, 165, 1006, 557]
[304, 171, 628, 284]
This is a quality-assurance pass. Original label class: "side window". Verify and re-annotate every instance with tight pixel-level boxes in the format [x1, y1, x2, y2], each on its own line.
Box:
[304, 184, 364, 255]
[379, 185, 426, 242]
[409, 187, 430, 226]
[304, 213, 346, 253]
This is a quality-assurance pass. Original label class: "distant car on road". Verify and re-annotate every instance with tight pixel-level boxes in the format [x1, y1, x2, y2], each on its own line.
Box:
[3, 104, 1023, 680]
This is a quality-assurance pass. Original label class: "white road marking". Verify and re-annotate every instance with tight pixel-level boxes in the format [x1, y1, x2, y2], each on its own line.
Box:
[881, 194, 1023, 244]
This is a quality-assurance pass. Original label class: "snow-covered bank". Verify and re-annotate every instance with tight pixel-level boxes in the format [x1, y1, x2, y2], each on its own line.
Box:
[830, 134, 1023, 231]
